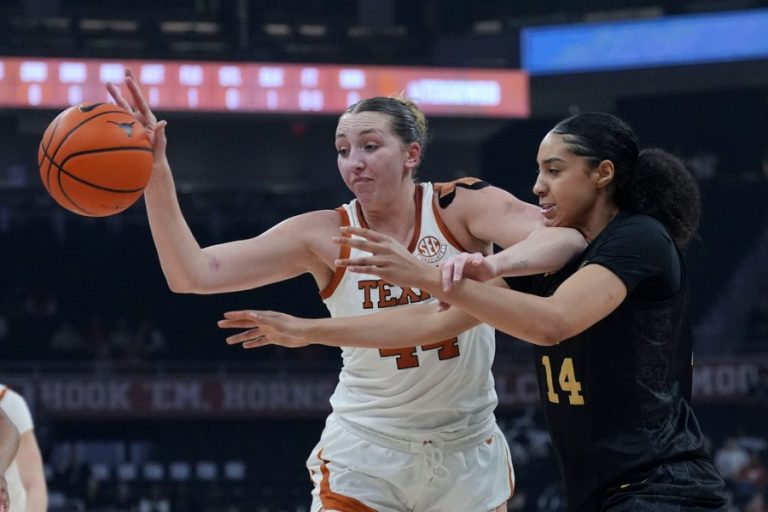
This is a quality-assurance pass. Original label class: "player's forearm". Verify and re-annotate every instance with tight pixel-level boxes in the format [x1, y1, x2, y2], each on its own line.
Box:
[489, 227, 586, 277]
[430, 276, 564, 346]
[307, 303, 480, 348]
[26, 482, 47, 512]
[143, 161, 209, 293]
[19, 433, 47, 512]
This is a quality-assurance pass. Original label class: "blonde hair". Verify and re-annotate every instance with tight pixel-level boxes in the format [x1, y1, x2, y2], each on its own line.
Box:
[344, 96, 430, 162]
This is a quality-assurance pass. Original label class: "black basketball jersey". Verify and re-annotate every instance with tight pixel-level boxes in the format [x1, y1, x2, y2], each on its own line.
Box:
[506, 212, 715, 511]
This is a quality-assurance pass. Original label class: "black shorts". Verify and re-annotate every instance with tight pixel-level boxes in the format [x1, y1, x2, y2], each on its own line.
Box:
[583, 457, 728, 512]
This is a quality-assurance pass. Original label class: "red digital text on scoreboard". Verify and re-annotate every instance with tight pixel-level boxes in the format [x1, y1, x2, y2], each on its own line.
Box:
[0, 57, 529, 118]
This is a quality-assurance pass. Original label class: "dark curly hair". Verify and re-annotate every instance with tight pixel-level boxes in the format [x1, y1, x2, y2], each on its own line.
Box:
[551, 112, 700, 247]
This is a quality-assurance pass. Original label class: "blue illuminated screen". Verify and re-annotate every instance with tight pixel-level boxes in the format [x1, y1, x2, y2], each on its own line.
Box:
[522, 9, 768, 75]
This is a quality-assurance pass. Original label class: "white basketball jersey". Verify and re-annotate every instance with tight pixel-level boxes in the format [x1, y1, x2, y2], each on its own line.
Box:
[0, 386, 33, 512]
[320, 182, 498, 435]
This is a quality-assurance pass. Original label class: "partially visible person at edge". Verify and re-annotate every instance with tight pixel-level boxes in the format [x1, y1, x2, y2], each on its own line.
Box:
[0, 385, 47, 512]
[221, 112, 728, 511]
[0, 406, 19, 512]
[108, 68, 586, 512]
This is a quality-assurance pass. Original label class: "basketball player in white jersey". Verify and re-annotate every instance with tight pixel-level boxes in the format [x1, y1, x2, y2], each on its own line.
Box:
[109, 70, 586, 511]
[0, 407, 18, 512]
[0, 386, 47, 512]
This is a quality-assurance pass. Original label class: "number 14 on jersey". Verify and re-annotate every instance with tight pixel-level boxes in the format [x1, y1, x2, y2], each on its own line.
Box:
[541, 355, 585, 405]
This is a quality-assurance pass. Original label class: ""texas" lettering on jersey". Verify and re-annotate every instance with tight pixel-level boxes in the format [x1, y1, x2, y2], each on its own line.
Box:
[357, 279, 430, 309]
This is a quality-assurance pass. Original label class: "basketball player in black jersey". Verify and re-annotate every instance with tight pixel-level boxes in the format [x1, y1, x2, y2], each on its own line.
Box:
[222, 112, 728, 511]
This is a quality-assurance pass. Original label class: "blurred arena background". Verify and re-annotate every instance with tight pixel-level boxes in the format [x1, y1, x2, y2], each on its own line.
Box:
[1, 0, 768, 510]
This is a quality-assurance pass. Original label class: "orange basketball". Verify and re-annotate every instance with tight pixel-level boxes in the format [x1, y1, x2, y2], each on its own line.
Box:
[37, 103, 153, 217]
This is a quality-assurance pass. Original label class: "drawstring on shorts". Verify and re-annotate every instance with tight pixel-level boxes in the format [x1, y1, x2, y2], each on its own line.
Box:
[332, 413, 494, 486]
[421, 441, 450, 483]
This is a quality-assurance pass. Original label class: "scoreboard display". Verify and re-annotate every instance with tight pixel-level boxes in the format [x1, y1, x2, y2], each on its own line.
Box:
[0, 57, 529, 118]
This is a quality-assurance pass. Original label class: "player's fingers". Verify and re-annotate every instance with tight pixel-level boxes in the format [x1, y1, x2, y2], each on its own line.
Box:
[225, 328, 262, 345]
[106, 83, 133, 113]
[340, 226, 388, 242]
[441, 261, 454, 291]
[218, 318, 257, 329]
[346, 265, 378, 274]
[453, 257, 465, 282]
[153, 120, 168, 151]
[124, 75, 154, 120]
[335, 256, 382, 267]
[222, 310, 260, 320]
[242, 335, 268, 349]
[332, 236, 379, 254]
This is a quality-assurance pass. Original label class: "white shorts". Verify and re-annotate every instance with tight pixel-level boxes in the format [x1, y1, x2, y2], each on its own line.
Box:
[306, 414, 515, 512]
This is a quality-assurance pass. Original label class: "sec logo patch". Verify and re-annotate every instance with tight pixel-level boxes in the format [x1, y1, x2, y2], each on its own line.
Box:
[417, 235, 447, 264]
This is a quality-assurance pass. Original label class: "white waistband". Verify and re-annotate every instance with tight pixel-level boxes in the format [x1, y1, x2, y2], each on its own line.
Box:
[331, 413, 497, 455]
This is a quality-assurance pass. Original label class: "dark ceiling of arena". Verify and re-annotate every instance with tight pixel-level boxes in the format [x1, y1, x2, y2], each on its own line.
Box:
[3, 0, 767, 67]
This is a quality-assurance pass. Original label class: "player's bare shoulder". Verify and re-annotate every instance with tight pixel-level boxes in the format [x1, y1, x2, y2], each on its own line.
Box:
[431, 177, 541, 250]
[294, 208, 346, 268]
[431, 178, 493, 252]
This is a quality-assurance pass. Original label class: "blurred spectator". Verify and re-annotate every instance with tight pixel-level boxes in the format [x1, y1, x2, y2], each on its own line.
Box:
[715, 436, 751, 481]
[735, 453, 768, 498]
[685, 148, 719, 180]
[113, 481, 137, 510]
[746, 490, 768, 512]
[50, 445, 93, 501]
[133, 316, 168, 360]
[138, 484, 171, 512]
[110, 316, 135, 356]
[82, 316, 112, 370]
[735, 432, 768, 455]
[48, 320, 86, 359]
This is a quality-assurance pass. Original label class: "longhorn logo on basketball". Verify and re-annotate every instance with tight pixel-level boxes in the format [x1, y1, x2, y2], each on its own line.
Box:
[107, 121, 136, 137]
[416, 235, 447, 264]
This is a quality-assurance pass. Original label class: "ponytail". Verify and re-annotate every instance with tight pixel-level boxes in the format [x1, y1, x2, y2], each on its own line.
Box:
[553, 112, 701, 247]
[614, 148, 700, 247]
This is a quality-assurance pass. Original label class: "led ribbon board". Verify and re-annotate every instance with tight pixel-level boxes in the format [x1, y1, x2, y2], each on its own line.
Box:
[0, 57, 529, 118]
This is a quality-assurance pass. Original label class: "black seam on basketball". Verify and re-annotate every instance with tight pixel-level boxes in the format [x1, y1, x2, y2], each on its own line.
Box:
[38, 114, 60, 168]
[54, 146, 151, 193]
[45, 108, 131, 169]
[47, 108, 128, 158]
[42, 108, 131, 191]
[40, 114, 64, 190]
[55, 164, 95, 216]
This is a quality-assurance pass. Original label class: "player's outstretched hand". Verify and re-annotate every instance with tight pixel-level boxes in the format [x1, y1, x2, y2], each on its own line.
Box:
[333, 226, 438, 291]
[435, 252, 498, 311]
[440, 252, 498, 291]
[219, 310, 312, 349]
[106, 68, 167, 158]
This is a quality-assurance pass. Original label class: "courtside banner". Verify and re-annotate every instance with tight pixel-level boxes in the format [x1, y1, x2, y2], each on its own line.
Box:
[0, 57, 529, 118]
[4, 359, 765, 419]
